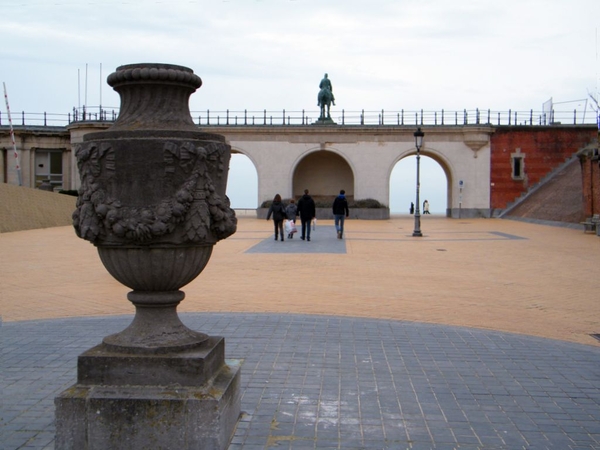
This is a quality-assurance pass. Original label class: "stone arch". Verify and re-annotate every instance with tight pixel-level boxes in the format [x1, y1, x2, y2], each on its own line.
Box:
[390, 147, 454, 217]
[227, 146, 259, 208]
[292, 149, 355, 202]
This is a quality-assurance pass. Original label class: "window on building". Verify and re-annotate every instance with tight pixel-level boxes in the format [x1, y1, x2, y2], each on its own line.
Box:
[511, 151, 525, 180]
[35, 149, 64, 189]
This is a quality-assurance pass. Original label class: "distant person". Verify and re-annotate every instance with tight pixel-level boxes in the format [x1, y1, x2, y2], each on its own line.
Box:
[332, 189, 349, 239]
[423, 200, 430, 214]
[410, 202, 414, 215]
[285, 199, 298, 239]
[297, 189, 316, 241]
[266, 194, 287, 241]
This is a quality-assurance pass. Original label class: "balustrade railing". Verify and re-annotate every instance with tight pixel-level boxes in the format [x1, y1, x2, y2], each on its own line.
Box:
[1, 106, 598, 128]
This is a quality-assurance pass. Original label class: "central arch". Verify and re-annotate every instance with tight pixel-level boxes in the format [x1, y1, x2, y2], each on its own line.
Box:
[389, 149, 454, 216]
[293, 150, 354, 202]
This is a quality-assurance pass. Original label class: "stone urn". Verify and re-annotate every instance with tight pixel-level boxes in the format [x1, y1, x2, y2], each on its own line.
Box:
[57, 63, 240, 450]
[72, 63, 237, 353]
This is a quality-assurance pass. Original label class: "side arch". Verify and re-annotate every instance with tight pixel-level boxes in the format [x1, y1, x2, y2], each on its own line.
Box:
[227, 146, 259, 208]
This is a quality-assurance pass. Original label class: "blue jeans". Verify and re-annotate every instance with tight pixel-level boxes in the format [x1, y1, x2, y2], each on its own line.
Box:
[334, 214, 345, 237]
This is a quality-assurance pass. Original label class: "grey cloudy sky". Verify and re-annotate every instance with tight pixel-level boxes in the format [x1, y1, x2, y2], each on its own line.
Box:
[4, 0, 599, 114]
[3, 0, 599, 212]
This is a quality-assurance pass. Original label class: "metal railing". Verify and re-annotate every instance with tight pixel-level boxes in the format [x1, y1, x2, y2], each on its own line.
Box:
[1, 106, 598, 128]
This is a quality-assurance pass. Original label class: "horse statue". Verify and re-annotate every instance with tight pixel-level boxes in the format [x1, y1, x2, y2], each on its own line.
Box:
[317, 87, 334, 120]
[317, 73, 336, 122]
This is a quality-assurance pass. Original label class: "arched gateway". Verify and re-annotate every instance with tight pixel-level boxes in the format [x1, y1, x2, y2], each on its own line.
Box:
[224, 125, 491, 218]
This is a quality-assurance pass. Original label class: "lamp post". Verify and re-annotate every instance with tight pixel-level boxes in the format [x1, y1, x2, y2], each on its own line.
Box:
[412, 127, 424, 237]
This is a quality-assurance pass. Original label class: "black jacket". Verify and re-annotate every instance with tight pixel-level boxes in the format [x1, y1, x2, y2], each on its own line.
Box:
[332, 195, 349, 217]
[296, 194, 316, 220]
[267, 201, 286, 221]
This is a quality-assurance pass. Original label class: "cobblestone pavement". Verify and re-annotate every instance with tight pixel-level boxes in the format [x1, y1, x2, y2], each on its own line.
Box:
[3, 314, 600, 449]
[1, 217, 600, 449]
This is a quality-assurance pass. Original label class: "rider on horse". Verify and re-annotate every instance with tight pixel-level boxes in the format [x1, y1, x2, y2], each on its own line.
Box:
[318, 73, 335, 106]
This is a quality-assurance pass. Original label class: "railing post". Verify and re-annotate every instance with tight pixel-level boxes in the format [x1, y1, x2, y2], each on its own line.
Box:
[508, 109, 512, 125]
[476, 108, 480, 124]
[207, 109, 210, 125]
[434, 112, 437, 125]
[44, 112, 47, 126]
[530, 109, 533, 125]
[441, 109, 444, 125]
[401, 109, 404, 125]
[283, 109, 285, 125]
[264, 109, 267, 125]
[244, 109, 247, 125]
[397, 113, 400, 125]
[22, 111, 25, 125]
[302, 109, 305, 125]
[226, 109, 229, 125]
[361, 109, 364, 125]
[381, 109, 384, 125]
[487, 109, 490, 124]
[573, 109, 576, 125]
[420, 109, 423, 125]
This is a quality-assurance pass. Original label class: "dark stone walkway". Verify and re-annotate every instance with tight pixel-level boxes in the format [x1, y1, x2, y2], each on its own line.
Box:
[2, 313, 600, 449]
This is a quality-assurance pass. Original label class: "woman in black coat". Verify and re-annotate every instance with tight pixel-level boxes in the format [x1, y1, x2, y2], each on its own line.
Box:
[266, 194, 287, 241]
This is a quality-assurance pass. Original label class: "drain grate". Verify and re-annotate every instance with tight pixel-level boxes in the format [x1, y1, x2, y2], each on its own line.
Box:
[590, 334, 600, 342]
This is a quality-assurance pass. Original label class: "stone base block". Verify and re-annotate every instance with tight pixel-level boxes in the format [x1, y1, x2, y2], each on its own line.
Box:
[55, 359, 241, 450]
[78, 336, 225, 387]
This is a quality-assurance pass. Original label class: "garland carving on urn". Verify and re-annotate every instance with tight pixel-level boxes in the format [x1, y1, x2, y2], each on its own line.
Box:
[73, 139, 236, 246]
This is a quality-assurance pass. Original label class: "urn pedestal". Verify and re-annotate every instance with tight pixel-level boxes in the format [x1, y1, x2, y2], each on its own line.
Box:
[55, 63, 240, 450]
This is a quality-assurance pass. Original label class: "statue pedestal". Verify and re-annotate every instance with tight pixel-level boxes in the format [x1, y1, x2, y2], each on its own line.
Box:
[313, 117, 337, 125]
[55, 340, 241, 450]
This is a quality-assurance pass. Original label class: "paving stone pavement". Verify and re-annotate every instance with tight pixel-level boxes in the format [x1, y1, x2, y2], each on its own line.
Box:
[2, 313, 600, 450]
[1, 217, 600, 449]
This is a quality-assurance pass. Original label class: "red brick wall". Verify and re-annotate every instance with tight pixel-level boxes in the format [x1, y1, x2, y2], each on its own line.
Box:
[580, 145, 600, 217]
[490, 127, 597, 210]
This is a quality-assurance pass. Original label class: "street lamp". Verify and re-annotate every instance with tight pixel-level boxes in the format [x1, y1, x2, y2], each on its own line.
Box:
[412, 127, 424, 237]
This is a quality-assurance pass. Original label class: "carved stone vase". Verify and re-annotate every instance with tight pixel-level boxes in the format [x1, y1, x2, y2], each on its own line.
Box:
[55, 63, 240, 450]
[72, 63, 237, 352]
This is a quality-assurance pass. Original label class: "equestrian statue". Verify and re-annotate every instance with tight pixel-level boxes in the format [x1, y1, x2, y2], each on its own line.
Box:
[316, 73, 336, 124]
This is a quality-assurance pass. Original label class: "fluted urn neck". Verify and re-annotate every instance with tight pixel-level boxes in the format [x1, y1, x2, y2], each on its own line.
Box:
[106, 63, 202, 131]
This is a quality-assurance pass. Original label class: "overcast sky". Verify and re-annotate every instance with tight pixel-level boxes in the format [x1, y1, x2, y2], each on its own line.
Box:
[3, 0, 599, 212]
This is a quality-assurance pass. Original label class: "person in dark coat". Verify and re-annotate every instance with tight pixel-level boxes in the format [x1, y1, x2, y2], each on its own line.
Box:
[296, 189, 316, 241]
[410, 202, 415, 215]
[266, 193, 286, 241]
[332, 189, 349, 239]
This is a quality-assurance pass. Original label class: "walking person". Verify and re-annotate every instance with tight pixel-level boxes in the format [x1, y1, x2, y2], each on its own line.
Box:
[410, 202, 415, 215]
[423, 200, 430, 214]
[285, 199, 298, 239]
[296, 189, 316, 241]
[266, 194, 287, 241]
[332, 189, 349, 239]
